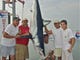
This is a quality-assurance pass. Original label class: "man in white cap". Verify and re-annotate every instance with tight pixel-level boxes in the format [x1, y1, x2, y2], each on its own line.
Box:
[44, 19, 63, 60]
[16, 18, 30, 60]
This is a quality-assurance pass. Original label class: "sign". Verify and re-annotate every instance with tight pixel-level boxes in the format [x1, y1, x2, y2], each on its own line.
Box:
[75, 32, 80, 39]
[0, 10, 8, 42]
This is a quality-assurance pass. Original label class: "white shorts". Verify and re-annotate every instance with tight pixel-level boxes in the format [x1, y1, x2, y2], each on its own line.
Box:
[62, 50, 73, 60]
[1, 45, 15, 57]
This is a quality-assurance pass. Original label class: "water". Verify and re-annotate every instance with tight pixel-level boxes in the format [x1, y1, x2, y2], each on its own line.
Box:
[28, 39, 80, 60]
[0, 39, 80, 60]
[72, 39, 80, 60]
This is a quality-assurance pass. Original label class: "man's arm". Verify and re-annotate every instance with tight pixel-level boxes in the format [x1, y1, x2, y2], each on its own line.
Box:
[68, 37, 76, 53]
[18, 30, 29, 36]
[3, 32, 15, 38]
[21, 32, 29, 36]
[70, 38, 76, 49]
[44, 26, 52, 34]
[3, 32, 21, 38]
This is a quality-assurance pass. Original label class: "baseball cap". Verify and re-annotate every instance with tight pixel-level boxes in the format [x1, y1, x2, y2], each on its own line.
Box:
[54, 19, 60, 23]
[22, 18, 28, 22]
[13, 17, 20, 21]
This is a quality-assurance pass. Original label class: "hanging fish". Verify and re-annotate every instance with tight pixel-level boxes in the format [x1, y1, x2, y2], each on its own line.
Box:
[30, 0, 45, 59]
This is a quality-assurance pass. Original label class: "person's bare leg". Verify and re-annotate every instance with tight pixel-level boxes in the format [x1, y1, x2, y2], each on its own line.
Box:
[54, 56, 56, 60]
[58, 57, 62, 60]
[51, 55, 55, 60]
[45, 56, 51, 60]
[10, 55, 15, 60]
[2, 57, 6, 60]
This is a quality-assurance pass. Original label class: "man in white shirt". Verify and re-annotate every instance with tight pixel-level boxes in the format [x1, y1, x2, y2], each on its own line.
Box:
[44, 20, 63, 60]
[60, 20, 75, 60]
[1, 17, 21, 60]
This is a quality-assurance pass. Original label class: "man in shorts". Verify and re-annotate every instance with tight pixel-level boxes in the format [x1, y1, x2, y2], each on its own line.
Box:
[1, 17, 20, 60]
[44, 20, 63, 60]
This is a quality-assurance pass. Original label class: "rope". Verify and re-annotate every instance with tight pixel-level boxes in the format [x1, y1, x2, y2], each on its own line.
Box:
[8, 3, 13, 8]
[21, 3, 24, 20]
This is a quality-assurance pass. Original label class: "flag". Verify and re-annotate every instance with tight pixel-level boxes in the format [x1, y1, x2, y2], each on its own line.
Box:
[31, 0, 45, 55]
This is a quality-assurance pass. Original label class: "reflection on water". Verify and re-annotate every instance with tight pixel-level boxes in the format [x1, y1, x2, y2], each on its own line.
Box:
[72, 39, 80, 60]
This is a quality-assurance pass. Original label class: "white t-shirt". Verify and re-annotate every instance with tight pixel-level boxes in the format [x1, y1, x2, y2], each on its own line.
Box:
[62, 28, 74, 50]
[52, 28, 63, 48]
[1, 24, 19, 46]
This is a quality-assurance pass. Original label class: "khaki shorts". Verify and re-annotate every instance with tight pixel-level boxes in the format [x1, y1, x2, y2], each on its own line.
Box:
[16, 44, 29, 60]
[54, 48, 62, 57]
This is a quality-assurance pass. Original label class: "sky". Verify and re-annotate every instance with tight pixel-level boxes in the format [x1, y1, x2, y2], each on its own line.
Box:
[0, 0, 80, 31]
